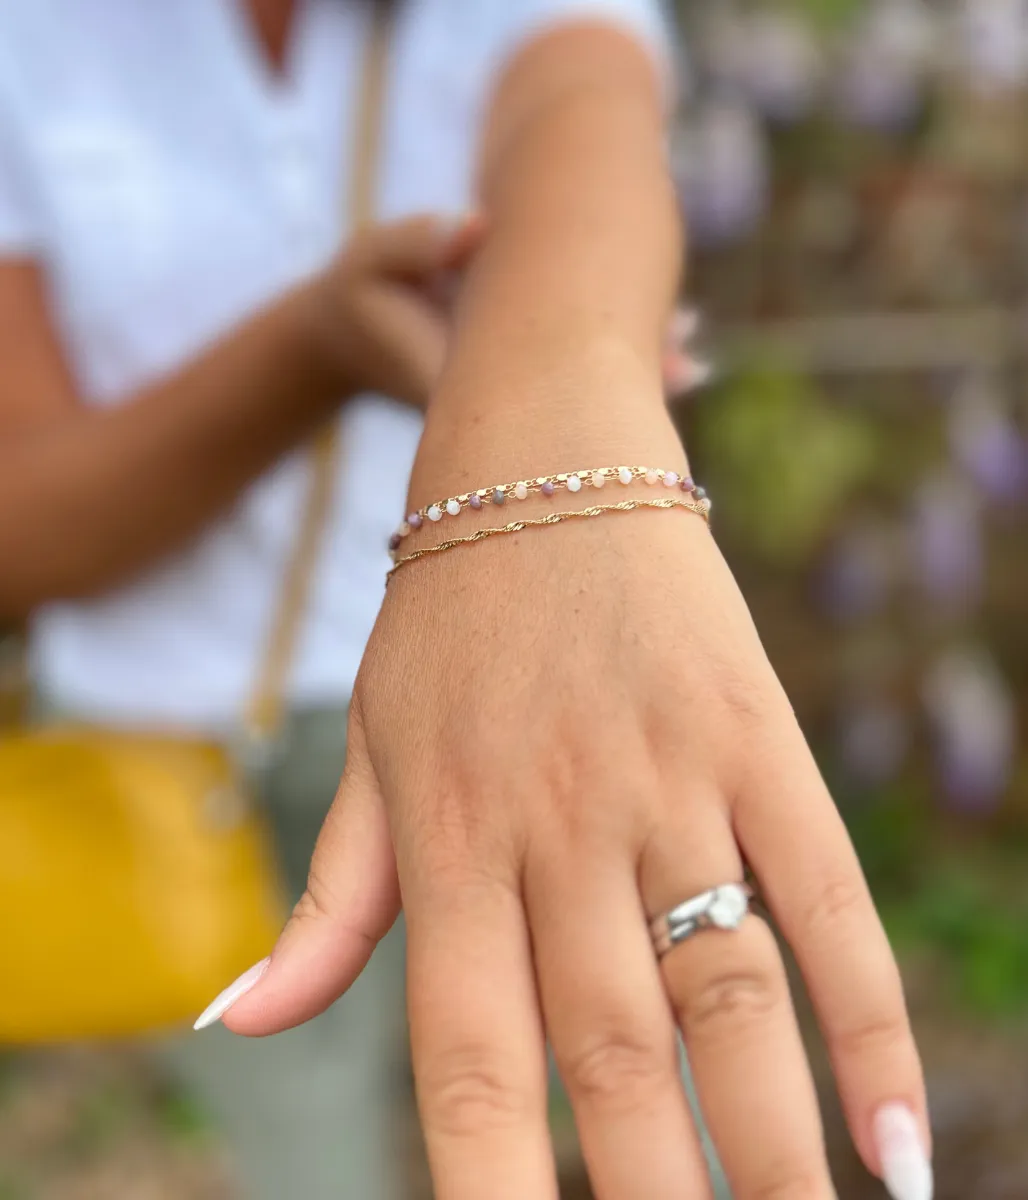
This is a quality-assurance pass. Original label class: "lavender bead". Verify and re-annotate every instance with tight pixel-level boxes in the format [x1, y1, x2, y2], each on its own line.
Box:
[407, 512, 423, 530]
[680, 476, 695, 492]
[663, 471, 680, 488]
[469, 493, 483, 510]
[541, 480, 555, 496]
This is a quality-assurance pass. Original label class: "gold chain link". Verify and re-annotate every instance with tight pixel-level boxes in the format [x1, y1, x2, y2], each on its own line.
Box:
[387, 496, 711, 580]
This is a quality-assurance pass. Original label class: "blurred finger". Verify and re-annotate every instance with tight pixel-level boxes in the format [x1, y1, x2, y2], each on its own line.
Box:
[527, 840, 713, 1199]
[353, 212, 482, 279]
[641, 801, 838, 1199]
[735, 726, 931, 1196]
[213, 703, 400, 1036]
[663, 350, 713, 398]
[403, 859, 558, 1200]
[665, 304, 699, 348]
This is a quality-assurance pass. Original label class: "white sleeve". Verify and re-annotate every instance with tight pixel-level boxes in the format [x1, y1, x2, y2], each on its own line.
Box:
[481, 0, 678, 104]
[0, 70, 43, 255]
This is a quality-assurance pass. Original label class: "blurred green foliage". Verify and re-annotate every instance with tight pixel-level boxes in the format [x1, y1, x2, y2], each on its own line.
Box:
[850, 794, 1028, 1018]
[698, 362, 877, 564]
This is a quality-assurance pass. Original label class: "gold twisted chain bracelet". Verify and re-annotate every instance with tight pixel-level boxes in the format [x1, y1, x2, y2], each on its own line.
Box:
[386, 496, 711, 580]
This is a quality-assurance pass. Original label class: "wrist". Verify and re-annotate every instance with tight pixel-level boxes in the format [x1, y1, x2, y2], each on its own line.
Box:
[410, 337, 684, 505]
[289, 272, 361, 407]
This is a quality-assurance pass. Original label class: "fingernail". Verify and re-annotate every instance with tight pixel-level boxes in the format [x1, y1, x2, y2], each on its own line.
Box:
[669, 305, 700, 344]
[873, 1103, 933, 1200]
[665, 355, 714, 396]
[193, 957, 270, 1031]
[685, 358, 714, 390]
[439, 210, 478, 242]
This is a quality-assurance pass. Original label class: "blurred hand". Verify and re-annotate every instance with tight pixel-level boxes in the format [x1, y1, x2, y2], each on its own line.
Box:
[312, 214, 706, 411]
[222, 405, 930, 1199]
[308, 213, 484, 409]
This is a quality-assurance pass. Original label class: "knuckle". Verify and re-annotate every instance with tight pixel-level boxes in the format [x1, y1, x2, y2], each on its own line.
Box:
[802, 875, 868, 936]
[560, 1026, 673, 1110]
[710, 659, 777, 727]
[834, 1006, 911, 1061]
[750, 1168, 828, 1200]
[418, 1043, 535, 1138]
[677, 966, 781, 1040]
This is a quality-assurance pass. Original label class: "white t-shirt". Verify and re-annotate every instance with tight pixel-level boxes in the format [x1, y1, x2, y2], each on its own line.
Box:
[0, 0, 670, 732]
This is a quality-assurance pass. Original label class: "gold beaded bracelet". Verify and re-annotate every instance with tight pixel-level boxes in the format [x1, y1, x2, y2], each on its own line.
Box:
[390, 464, 709, 554]
[386, 495, 711, 580]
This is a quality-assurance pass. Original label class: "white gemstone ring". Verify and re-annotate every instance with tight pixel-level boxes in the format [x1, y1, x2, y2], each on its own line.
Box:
[649, 883, 754, 959]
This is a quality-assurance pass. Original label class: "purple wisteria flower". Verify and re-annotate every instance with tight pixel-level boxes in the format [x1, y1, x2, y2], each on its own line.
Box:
[910, 473, 984, 614]
[922, 647, 1016, 813]
[836, 0, 937, 130]
[818, 522, 898, 623]
[950, 0, 1028, 95]
[839, 696, 910, 786]
[672, 97, 769, 247]
[947, 375, 1028, 503]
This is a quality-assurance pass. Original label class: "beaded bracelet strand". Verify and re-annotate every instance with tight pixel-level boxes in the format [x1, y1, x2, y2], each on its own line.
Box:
[386, 495, 710, 579]
[389, 465, 709, 554]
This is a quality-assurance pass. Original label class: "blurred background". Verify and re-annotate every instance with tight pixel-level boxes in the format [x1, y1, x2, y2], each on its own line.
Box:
[2, 0, 1027, 1197]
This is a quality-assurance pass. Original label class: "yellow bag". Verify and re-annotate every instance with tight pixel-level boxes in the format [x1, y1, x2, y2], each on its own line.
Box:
[0, 730, 284, 1041]
[0, 10, 392, 1044]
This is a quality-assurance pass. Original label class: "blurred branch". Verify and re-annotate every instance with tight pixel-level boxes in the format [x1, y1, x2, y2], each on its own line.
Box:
[711, 308, 1027, 375]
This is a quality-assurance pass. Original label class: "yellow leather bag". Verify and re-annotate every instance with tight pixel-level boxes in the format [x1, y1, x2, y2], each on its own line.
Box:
[0, 10, 392, 1044]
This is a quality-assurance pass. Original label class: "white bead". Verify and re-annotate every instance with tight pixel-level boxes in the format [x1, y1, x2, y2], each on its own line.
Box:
[618, 466, 633, 485]
[514, 482, 529, 500]
[446, 498, 461, 516]
[645, 468, 660, 486]
[427, 505, 443, 522]
[567, 474, 582, 492]
[591, 470, 606, 488]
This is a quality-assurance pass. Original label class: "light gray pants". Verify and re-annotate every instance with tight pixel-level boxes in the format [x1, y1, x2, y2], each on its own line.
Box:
[158, 708, 412, 1200]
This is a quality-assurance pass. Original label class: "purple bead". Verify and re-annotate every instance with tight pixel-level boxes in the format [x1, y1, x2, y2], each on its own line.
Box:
[541, 480, 555, 496]
[493, 488, 505, 505]
[680, 476, 695, 492]
[388, 534, 402, 551]
[664, 471, 680, 488]
[469, 493, 483, 510]
[407, 512, 423, 530]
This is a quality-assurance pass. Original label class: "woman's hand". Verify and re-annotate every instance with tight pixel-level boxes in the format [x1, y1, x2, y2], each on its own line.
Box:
[305, 213, 483, 409]
[221, 428, 930, 1199]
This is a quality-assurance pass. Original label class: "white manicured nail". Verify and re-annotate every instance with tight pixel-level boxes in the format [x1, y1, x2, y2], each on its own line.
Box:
[193, 958, 270, 1031]
[686, 358, 714, 389]
[669, 304, 700, 344]
[873, 1103, 933, 1200]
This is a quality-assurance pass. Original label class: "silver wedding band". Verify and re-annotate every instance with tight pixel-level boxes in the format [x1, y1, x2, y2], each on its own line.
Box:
[649, 882, 754, 959]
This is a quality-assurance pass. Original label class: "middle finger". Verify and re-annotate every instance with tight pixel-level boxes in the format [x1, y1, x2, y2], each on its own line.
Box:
[527, 833, 713, 1200]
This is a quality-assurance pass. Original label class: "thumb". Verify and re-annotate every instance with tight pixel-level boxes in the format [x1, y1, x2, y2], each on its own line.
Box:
[351, 211, 484, 280]
[199, 706, 400, 1037]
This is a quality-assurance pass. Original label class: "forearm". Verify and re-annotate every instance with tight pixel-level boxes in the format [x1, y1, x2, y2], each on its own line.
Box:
[0, 280, 340, 615]
[412, 37, 683, 498]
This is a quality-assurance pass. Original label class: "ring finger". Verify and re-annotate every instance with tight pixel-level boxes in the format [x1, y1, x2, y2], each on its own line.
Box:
[641, 803, 837, 1199]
